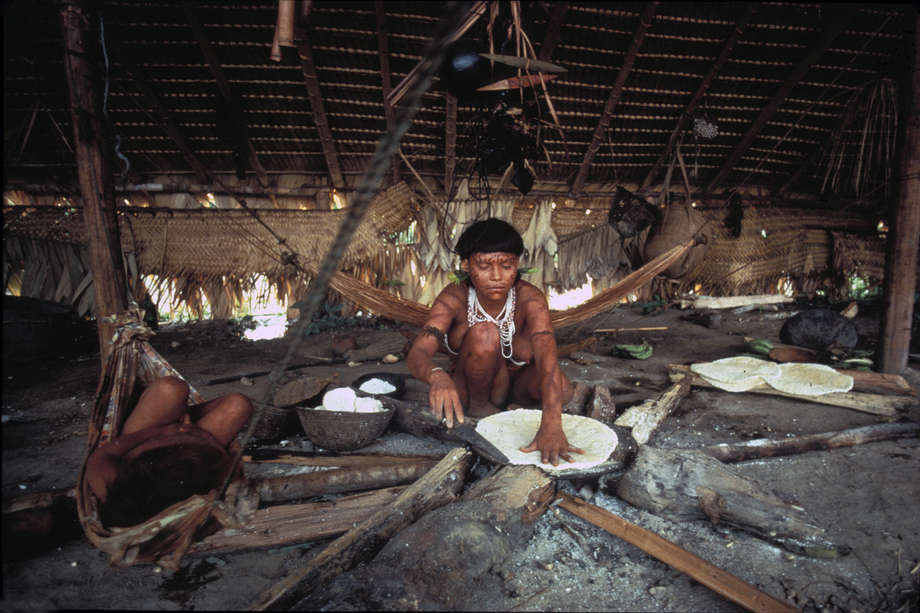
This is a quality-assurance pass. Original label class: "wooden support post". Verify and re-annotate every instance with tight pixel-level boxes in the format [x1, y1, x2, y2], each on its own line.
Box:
[250, 447, 472, 610]
[59, 0, 129, 365]
[571, 2, 659, 195]
[705, 7, 855, 193]
[880, 10, 920, 374]
[557, 493, 798, 613]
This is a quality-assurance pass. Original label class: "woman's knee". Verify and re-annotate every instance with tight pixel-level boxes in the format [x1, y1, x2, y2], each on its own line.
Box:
[224, 393, 254, 422]
[147, 376, 189, 403]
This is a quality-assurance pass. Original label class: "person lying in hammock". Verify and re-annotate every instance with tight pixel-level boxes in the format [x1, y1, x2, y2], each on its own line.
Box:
[407, 217, 583, 466]
[85, 376, 252, 527]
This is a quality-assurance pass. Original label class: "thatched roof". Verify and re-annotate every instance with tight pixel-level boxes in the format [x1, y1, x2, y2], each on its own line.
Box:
[3, 1, 910, 206]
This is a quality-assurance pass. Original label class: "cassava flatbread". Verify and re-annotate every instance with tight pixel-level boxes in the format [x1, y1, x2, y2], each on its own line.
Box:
[474, 409, 618, 473]
[690, 356, 780, 392]
[763, 362, 854, 396]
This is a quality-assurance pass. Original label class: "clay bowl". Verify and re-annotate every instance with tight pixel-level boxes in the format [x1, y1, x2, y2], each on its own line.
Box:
[768, 345, 817, 363]
[350, 372, 407, 400]
[295, 404, 395, 452]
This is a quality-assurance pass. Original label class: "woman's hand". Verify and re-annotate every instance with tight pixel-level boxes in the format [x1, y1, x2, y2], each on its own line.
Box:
[428, 370, 464, 428]
[520, 419, 584, 466]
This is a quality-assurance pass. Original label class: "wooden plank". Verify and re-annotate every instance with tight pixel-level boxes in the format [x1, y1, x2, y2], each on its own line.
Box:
[880, 12, 920, 373]
[641, 4, 755, 190]
[571, 2, 659, 195]
[191, 486, 405, 555]
[296, 36, 345, 190]
[250, 448, 472, 610]
[669, 367, 909, 416]
[558, 492, 798, 613]
[705, 7, 856, 193]
[374, 1, 399, 185]
[680, 294, 793, 309]
[59, 0, 129, 364]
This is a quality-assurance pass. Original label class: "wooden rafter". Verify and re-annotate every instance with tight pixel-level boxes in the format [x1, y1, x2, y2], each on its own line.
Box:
[537, 2, 568, 61]
[183, 6, 277, 203]
[444, 94, 457, 197]
[115, 57, 213, 185]
[571, 1, 659, 196]
[375, 1, 399, 185]
[705, 6, 857, 194]
[386, 1, 488, 108]
[773, 95, 861, 198]
[297, 35, 346, 191]
[641, 4, 756, 191]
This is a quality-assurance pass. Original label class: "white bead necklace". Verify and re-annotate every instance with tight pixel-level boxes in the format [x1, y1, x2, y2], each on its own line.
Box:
[467, 286, 516, 359]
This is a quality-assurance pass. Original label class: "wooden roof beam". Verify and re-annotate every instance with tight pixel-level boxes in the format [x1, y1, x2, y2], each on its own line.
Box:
[183, 6, 277, 202]
[538, 2, 568, 62]
[704, 6, 857, 194]
[641, 4, 756, 190]
[115, 57, 213, 185]
[773, 96, 861, 198]
[570, 2, 659, 196]
[386, 1, 488, 108]
[375, 1, 399, 186]
[444, 93, 457, 197]
[297, 35, 346, 191]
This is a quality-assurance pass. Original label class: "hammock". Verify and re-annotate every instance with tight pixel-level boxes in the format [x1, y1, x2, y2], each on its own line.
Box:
[328, 238, 697, 328]
[75, 309, 229, 569]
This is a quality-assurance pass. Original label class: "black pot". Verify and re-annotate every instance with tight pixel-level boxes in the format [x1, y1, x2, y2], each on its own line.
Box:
[351, 372, 407, 400]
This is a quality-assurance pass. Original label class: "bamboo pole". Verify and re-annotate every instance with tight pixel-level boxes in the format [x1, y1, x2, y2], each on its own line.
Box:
[59, 0, 128, 365]
[880, 10, 920, 374]
[557, 493, 798, 613]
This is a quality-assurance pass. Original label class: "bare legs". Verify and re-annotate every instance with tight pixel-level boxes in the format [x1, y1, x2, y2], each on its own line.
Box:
[122, 376, 252, 446]
[453, 323, 509, 417]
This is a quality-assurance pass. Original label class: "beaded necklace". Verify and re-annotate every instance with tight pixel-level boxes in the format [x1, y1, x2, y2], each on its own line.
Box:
[467, 286, 516, 359]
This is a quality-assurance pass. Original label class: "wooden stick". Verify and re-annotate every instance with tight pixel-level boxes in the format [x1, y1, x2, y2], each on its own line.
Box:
[669, 366, 910, 417]
[615, 374, 691, 444]
[556, 493, 798, 613]
[680, 295, 793, 310]
[252, 459, 439, 503]
[696, 421, 920, 463]
[206, 359, 338, 385]
[250, 448, 472, 610]
[243, 454, 440, 467]
[595, 326, 668, 333]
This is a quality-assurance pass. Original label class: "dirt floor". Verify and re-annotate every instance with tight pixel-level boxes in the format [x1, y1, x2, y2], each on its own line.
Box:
[2, 299, 919, 611]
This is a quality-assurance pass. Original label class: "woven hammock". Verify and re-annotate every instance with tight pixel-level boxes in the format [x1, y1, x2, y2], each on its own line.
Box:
[75, 309, 231, 569]
[326, 238, 697, 329]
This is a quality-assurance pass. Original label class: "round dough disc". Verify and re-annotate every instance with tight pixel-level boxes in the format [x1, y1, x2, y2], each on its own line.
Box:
[474, 409, 618, 473]
[764, 362, 853, 396]
[691, 356, 780, 392]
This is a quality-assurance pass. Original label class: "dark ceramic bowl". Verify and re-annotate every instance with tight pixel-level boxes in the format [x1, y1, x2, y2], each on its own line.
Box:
[295, 404, 395, 451]
[350, 372, 407, 400]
